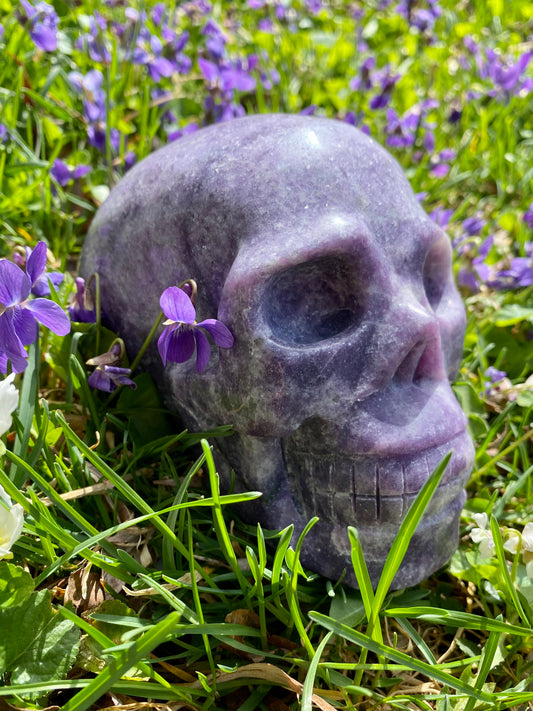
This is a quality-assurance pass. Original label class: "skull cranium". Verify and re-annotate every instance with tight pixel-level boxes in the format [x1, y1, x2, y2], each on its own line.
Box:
[81, 114, 474, 588]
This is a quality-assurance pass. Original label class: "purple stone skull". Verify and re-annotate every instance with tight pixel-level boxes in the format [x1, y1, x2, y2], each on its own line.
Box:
[81, 114, 474, 588]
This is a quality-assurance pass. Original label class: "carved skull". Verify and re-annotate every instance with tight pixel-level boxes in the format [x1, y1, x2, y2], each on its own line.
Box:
[81, 114, 474, 588]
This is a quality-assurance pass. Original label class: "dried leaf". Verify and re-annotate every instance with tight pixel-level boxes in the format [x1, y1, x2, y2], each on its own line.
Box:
[64, 565, 109, 613]
[210, 663, 336, 711]
[225, 609, 261, 628]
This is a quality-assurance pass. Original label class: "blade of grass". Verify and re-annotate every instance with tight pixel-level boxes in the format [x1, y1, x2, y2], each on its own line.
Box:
[58, 605, 172, 688]
[348, 525, 382, 686]
[301, 631, 333, 711]
[186, 510, 217, 695]
[12, 339, 39, 487]
[490, 514, 533, 626]
[393, 617, 437, 665]
[138, 572, 199, 624]
[61, 610, 183, 711]
[162, 449, 205, 570]
[0, 467, 133, 582]
[348, 526, 376, 627]
[288, 516, 319, 659]
[309, 611, 493, 703]
[463, 627, 500, 711]
[384, 606, 533, 636]
[373, 452, 452, 614]
[201, 438, 250, 592]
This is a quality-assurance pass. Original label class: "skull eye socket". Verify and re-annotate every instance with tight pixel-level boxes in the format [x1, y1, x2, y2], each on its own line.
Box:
[262, 257, 362, 345]
[423, 235, 452, 310]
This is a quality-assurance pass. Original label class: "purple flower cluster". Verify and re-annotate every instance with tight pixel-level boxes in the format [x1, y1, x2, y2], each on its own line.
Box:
[198, 19, 260, 122]
[74, 12, 111, 64]
[50, 159, 91, 187]
[462, 37, 533, 100]
[483, 366, 515, 403]
[385, 99, 437, 150]
[457, 216, 533, 292]
[248, 0, 323, 31]
[0, 243, 70, 373]
[351, 60, 401, 111]
[67, 69, 119, 153]
[19, 0, 58, 52]
[129, 7, 191, 82]
[394, 0, 442, 35]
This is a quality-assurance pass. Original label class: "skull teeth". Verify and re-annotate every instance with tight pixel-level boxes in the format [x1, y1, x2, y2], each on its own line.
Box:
[282, 434, 471, 527]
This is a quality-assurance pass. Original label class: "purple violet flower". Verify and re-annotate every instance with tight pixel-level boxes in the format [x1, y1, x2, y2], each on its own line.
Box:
[462, 215, 486, 236]
[486, 366, 507, 383]
[51, 158, 91, 187]
[88, 365, 137, 392]
[13, 242, 64, 297]
[74, 13, 111, 63]
[158, 286, 233, 372]
[524, 203, 533, 229]
[430, 206, 454, 228]
[68, 277, 96, 323]
[0, 254, 70, 373]
[68, 70, 106, 123]
[20, 0, 58, 52]
[86, 343, 136, 392]
[484, 366, 511, 397]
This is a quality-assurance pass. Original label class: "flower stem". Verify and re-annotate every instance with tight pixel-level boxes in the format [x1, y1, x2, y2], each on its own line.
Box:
[471, 427, 533, 482]
[130, 311, 164, 374]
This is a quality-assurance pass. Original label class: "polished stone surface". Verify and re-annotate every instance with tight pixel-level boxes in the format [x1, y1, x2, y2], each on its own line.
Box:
[81, 114, 474, 588]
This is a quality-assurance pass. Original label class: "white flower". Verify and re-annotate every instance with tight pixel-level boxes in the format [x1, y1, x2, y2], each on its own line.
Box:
[521, 522, 533, 551]
[0, 373, 18, 438]
[520, 522, 533, 578]
[470, 512, 495, 558]
[0, 484, 24, 559]
[503, 530, 520, 555]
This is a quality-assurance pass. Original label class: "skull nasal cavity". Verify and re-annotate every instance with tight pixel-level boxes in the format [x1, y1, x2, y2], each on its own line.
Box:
[392, 340, 444, 387]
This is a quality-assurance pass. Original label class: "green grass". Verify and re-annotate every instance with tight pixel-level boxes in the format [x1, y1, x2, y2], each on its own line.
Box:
[1, 0, 533, 709]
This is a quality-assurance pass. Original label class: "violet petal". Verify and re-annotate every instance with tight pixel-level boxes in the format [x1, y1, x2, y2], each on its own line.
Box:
[160, 286, 196, 323]
[194, 329, 211, 372]
[26, 241, 47, 286]
[24, 299, 71, 335]
[0, 311, 29, 366]
[0, 260, 31, 306]
[165, 327, 195, 364]
[88, 368, 116, 392]
[197, 318, 234, 348]
[12, 306, 38, 346]
[31, 24, 57, 52]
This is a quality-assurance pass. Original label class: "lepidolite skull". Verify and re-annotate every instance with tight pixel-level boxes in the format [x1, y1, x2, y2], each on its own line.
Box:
[81, 114, 474, 588]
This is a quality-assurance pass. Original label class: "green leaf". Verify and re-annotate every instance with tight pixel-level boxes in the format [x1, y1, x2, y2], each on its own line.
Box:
[116, 373, 176, 446]
[328, 586, 367, 628]
[0, 590, 80, 691]
[493, 304, 533, 327]
[0, 561, 34, 608]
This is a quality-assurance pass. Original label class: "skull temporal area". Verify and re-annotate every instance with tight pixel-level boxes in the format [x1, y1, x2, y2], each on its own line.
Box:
[81, 114, 474, 588]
